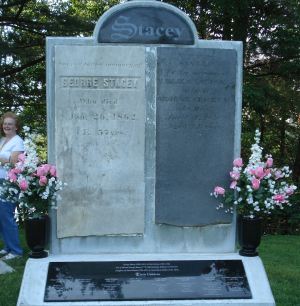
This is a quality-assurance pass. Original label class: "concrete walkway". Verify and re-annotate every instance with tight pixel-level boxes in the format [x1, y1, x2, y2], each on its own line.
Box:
[0, 259, 14, 274]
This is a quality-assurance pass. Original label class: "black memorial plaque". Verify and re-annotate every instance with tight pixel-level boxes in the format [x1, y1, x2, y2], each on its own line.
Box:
[44, 260, 251, 302]
[156, 47, 237, 226]
[97, 6, 195, 44]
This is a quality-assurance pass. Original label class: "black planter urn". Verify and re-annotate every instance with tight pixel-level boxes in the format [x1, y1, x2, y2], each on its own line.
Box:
[237, 215, 262, 257]
[24, 215, 49, 258]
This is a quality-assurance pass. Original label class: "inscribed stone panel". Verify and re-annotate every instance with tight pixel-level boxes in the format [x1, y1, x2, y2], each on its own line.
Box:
[55, 46, 145, 237]
[156, 47, 237, 226]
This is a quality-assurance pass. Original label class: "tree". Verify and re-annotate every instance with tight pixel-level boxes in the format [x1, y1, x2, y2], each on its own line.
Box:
[0, 0, 118, 133]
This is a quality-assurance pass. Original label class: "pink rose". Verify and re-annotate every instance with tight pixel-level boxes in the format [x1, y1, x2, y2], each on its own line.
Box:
[43, 164, 51, 173]
[266, 157, 273, 168]
[49, 165, 57, 177]
[230, 181, 237, 189]
[249, 168, 256, 175]
[8, 170, 17, 182]
[36, 166, 45, 177]
[254, 167, 265, 179]
[39, 176, 48, 186]
[214, 186, 225, 195]
[230, 171, 240, 180]
[19, 179, 28, 191]
[264, 169, 271, 177]
[251, 178, 260, 190]
[233, 158, 243, 167]
[285, 187, 294, 196]
[274, 170, 282, 180]
[18, 153, 26, 162]
[273, 194, 285, 202]
[36, 166, 47, 177]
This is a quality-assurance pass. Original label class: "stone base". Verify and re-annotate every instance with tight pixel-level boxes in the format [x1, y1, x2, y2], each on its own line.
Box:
[17, 253, 275, 306]
[0, 259, 14, 274]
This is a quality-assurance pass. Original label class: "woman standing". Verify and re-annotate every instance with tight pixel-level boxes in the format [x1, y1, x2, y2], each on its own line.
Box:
[0, 112, 24, 260]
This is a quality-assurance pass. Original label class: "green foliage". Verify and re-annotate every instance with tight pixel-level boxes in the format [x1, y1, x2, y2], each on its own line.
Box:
[0, 226, 28, 306]
[0, 0, 118, 141]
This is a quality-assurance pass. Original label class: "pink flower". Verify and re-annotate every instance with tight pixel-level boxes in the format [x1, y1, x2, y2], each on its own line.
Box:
[273, 194, 285, 202]
[19, 179, 28, 191]
[8, 170, 17, 182]
[251, 178, 260, 190]
[274, 170, 283, 180]
[50, 165, 57, 177]
[214, 186, 225, 195]
[233, 158, 243, 167]
[254, 167, 265, 179]
[285, 187, 294, 196]
[42, 164, 51, 173]
[18, 153, 26, 162]
[249, 168, 256, 175]
[39, 176, 48, 186]
[264, 169, 271, 177]
[36, 166, 47, 177]
[266, 157, 273, 168]
[230, 181, 237, 189]
[230, 171, 240, 180]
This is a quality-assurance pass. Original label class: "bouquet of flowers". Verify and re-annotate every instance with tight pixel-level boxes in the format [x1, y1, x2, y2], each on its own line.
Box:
[212, 130, 297, 218]
[0, 126, 64, 219]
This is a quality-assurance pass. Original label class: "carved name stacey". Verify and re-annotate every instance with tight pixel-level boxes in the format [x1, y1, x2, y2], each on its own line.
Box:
[110, 16, 183, 41]
[61, 76, 139, 89]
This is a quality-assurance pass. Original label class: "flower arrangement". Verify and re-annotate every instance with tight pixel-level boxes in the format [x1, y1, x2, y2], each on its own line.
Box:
[0, 127, 64, 219]
[212, 130, 297, 218]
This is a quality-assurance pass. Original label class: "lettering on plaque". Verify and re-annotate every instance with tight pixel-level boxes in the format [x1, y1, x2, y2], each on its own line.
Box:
[156, 47, 237, 226]
[44, 260, 251, 301]
[54, 46, 145, 237]
[97, 6, 195, 44]
[61, 76, 139, 89]
[111, 16, 183, 41]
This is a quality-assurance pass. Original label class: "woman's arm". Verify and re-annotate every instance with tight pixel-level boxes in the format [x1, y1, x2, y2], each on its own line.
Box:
[10, 151, 23, 164]
[0, 151, 22, 165]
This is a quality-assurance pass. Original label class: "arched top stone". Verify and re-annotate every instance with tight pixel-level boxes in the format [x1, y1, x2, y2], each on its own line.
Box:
[93, 0, 198, 45]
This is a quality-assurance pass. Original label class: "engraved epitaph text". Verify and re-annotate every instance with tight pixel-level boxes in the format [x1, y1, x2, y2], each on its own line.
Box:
[156, 48, 237, 226]
[45, 260, 251, 301]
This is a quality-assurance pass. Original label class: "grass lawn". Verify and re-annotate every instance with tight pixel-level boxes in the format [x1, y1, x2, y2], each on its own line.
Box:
[0, 232, 299, 306]
[0, 227, 29, 306]
[259, 235, 300, 306]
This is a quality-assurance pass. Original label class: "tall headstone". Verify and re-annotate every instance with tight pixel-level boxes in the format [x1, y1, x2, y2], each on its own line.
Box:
[46, 0, 239, 255]
[17, 1, 275, 306]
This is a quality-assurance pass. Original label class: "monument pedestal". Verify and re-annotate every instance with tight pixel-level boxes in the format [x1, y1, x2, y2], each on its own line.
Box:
[17, 253, 275, 306]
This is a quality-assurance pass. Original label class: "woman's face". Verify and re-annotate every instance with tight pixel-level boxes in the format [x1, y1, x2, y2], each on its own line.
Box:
[3, 117, 17, 137]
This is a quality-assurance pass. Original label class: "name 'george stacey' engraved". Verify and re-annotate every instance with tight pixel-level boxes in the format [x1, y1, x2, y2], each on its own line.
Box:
[61, 76, 139, 89]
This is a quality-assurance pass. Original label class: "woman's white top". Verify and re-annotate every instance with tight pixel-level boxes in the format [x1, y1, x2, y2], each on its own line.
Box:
[0, 135, 24, 179]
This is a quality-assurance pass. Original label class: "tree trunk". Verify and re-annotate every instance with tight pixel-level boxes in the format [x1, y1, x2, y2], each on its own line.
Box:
[259, 113, 265, 143]
[292, 134, 300, 186]
[198, 0, 208, 39]
[279, 116, 287, 164]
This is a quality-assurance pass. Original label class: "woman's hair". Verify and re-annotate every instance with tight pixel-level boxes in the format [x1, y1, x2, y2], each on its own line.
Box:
[0, 112, 22, 136]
